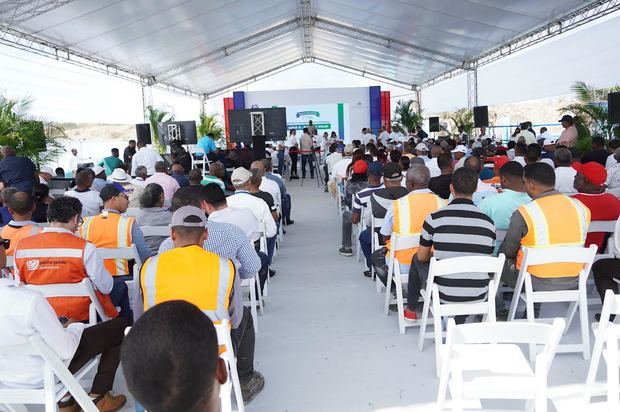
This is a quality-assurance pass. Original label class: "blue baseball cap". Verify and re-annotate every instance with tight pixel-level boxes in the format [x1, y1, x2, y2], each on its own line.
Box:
[367, 161, 384, 176]
[336, 144, 345, 153]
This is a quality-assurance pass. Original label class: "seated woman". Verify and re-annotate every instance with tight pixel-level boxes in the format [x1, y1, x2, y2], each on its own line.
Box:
[136, 183, 172, 254]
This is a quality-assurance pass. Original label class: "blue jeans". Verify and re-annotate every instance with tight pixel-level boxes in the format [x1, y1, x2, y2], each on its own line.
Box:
[267, 234, 277, 266]
[359, 228, 372, 269]
[109, 277, 132, 323]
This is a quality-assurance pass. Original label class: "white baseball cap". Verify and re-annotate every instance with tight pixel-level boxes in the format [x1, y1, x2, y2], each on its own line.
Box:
[415, 143, 428, 152]
[451, 145, 467, 154]
[39, 166, 55, 176]
[92, 165, 105, 175]
[543, 137, 557, 146]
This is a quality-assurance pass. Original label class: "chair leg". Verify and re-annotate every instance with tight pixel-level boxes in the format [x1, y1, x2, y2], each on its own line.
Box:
[526, 296, 537, 362]
[508, 274, 525, 321]
[229, 358, 245, 412]
[43, 367, 55, 412]
[564, 301, 578, 336]
[578, 290, 590, 360]
[384, 267, 393, 316]
[249, 279, 258, 333]
[255, 274, 264, 316]
[395, 277, 406, 335]
[433, 305, 443, 377]
[418, 290, 431, 352]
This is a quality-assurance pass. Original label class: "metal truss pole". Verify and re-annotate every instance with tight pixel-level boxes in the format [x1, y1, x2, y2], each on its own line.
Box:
[466, 67, 478, 110]
[141, 84, 153, 123]
[199, 94, 207, 116]
[415, 87, 422, 115]
[300, 0, 313, 62]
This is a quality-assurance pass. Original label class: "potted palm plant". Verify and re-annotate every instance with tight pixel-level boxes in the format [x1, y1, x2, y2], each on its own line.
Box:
[145, 105, 175, 153]
[197, 113, 225, 147]
[392, 99, 423, 134]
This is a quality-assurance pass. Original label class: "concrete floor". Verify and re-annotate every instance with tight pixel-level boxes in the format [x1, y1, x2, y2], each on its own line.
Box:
[7, 177, 611, 412]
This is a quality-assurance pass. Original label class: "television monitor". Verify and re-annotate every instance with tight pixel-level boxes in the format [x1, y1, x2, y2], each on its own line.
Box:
[227, 108, 287, 142]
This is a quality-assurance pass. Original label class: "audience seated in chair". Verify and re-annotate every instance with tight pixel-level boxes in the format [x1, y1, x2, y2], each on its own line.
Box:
[135, 183, 172, 255]
[0, 191, 41, 256]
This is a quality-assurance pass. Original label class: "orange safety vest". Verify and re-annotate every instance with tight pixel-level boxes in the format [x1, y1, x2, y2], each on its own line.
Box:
[388, 192, 446, 264]
[79, 211, 134, 276]
[140, 245, 235, 323]
[14, 231, 118, 320]
[1, 223, 41, 256]
[516, 193, 590, 277]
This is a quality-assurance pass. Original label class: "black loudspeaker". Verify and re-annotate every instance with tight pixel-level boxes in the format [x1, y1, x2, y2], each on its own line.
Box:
[135, 123, 151, 145]
[158, 121, 198, 146]
[252, 135, 266, 161]
[429, 117, 440, 132]
[473, 105, 489, 127]
[609, 92, 620, 124]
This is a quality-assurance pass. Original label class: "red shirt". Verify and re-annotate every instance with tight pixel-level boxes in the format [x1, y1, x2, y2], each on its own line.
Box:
[572, 193, 620, 251]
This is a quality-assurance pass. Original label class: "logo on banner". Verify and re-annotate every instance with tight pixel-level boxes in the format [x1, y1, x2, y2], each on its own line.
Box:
[296, 111, 320, 118]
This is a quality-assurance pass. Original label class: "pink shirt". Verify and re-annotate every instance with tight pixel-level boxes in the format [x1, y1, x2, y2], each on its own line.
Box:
[144, 172, 180, 200]
[557, 125, 578, 148]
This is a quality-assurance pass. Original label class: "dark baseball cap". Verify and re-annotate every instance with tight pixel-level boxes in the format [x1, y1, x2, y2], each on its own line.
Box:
[383, 162, 402, 180]
[99, 184, 126, 202]
[367, 161, 384, 176]
[558, 114, 574, 123]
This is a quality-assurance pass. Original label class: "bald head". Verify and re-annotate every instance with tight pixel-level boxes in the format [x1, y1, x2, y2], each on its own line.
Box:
[406, 164, 431, 190]
[8, 191, 34, 218]
[1, 146, 16, 158]
[250, 161, 265, 173]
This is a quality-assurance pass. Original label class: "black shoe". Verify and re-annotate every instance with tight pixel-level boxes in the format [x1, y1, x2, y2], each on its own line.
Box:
[286, 220, 294, 225]
[268, 269, 276, 278]
[363, 270, 371, 277]
[240, 371, 265, 403]
[595, 313, 616, 322]
[338, 247, 353, 257]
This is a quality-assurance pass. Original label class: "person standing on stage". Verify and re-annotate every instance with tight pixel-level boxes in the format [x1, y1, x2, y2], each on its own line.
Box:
[299, 128, 315, 179]
[287, 129, 299, 180]
[307, 120, 318, 137]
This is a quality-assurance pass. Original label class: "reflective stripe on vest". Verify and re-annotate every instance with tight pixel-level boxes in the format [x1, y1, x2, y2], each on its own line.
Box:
[140, 245, 234, 322]
[390, 192, 446, 264]
[14, 232, 118, 320]
[80, 212, 133, 276]
[1, 224, 41, 256]
[517, 194, 591, 277]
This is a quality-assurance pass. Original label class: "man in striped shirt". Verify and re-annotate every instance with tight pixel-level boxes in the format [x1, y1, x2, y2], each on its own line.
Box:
[404, 167, 496, 321]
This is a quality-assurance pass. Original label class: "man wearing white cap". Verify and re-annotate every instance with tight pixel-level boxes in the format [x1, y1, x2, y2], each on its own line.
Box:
[38, 166, 55, 185]
[90, 165, 107, 192]
[109, 168, 144, 208]
[415, 143, 429, 161]
[451, 145, 467, 170]
[227, 168, 277, 239]
[541, 136, 557, 162]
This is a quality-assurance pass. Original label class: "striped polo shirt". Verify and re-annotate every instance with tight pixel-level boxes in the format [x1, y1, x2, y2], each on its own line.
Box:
[420, 198, 496, 303]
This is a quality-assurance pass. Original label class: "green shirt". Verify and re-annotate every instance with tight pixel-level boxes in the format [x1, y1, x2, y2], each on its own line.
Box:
[99, 156, 123, 175]
[201, 175, 225, 191]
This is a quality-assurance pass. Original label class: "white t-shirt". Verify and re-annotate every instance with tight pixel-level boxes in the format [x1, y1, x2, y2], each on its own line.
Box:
[606, 154, 617, 170]
[208, 206, 258, 238]
[378, 131, 390, 141]
[226, 191, 277, 238]
[286, 135, 298, 148]
[131, 146, 163, 176]
[64, 189, 103, 217]
[426, 158, 441, 178]
[332, 157, 352, 180]
[555, 167, 577, 194]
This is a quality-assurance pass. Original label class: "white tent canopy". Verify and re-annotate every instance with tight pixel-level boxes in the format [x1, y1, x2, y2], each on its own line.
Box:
[1, 0, 618, 98]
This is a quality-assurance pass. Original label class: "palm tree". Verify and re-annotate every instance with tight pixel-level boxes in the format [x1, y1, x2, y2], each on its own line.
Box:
[392, 99, 423, 134]
[445, 108, 474, 135]
[0, 92, 64, 166]
[145, 105, 175, 153]
[198, 113, 225, 146]
[559, 81, 620, 151]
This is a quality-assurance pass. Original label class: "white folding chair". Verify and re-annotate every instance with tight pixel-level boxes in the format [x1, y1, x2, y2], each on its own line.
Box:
[355, 205, 366, 263]
[96, 245, 143, 301]
[139, 225, 170, 237]
[418, 254, 506, 376]
[437, 318, 565, 412]
[250, 223, 268, 299]
[124, 207, 140, 218]
[581, 220, 618, 309]
[336, 180, 345, 216]
[507, 245, 597, 360]
[213, 319, 244, 412]
[24, 278, 110, 325]
[585, 289, 620, 407]
[383, 233, 420, 334]
[191, 147, 210, 177]
[240, 273, 263, 333]
[49, 189, 66, 199]
[0, 334, 98, 412]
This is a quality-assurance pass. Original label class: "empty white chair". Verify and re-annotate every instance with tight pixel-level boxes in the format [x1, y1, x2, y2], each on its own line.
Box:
[0, 334, 98, 412]
[24, 278, 110, 325]
[418, 254, 506, 376]
[585, 289, 620, 407]
[507, 245, 597, 360]
[213, 319, 244, 412]
[437, 318, 565, 412]
[383, 233, 420, 334]
[190, 147, 210, 177]
[139, 225, 170, 237]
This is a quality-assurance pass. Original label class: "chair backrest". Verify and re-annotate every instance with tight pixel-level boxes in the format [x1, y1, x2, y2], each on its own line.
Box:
[140, 225, 170, 237]
[605, 324, 620, 409]
[448, 317, 565, 347]
[495, 229, 507, 242]
[390, 233, 420, 252]
[588, 220, 617, 234]
[23, 278, 110, 323]
[520, 245, 597, 284]
[96, 244, 142, 269]
[429, 254, 506, 290]
[124, 207, 140, 218]
[5, 255, 14, 269]
[49, 188, 66, 198]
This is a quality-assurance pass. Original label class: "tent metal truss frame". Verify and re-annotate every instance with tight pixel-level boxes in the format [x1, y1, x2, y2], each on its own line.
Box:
[0, 0, 619, 107]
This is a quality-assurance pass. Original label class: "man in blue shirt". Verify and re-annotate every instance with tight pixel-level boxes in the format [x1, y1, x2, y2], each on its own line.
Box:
[478, 161, 531, 253]
[196, 133, 217, 160]
[0, 146, 36, 193]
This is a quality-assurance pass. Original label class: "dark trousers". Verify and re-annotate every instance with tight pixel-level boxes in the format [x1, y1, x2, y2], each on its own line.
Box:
[110, 277, 132, 323]
[282, 194, 292, 223]
[257, 251, 269, 292]
[359, 228, 372, 269]
[593, 258, 620, 304]
[372, 248, 390, 287]
[289, 152, 298, 177]
[277, 151, 285, 176]
[230, 307, 256, 380]
[68, 317, 127, 394]
[301, 154, 314, 178]
[323, 164, 329, 185]
[407, 255, 430, 311]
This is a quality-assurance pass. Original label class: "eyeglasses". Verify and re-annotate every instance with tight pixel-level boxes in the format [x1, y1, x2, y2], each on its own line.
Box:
[77, 217, 84, 227]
